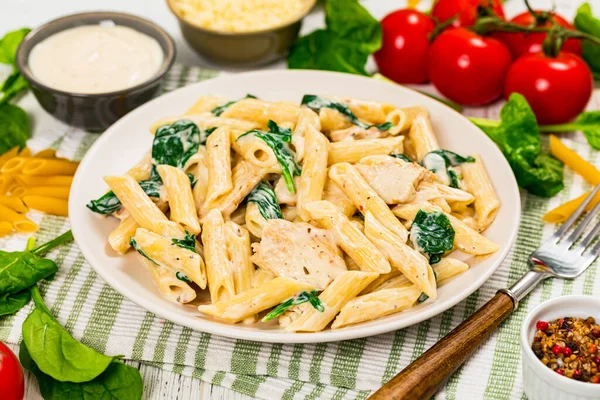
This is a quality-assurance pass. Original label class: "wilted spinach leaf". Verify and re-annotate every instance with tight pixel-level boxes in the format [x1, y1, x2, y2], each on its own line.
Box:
[302, 95, 392, 131]
[151, 119, 201, 179]
[391, 153, 413, 163]
[262, 290, 324, 322]
[176, 271, 192, 283]
[86, 179, 161, 215]
[172, 231, 197, 253]
[410, 210, 455, 265]
[238, 120, 301, 193]
[130, 238, 158, 265]
[247, 181, 283, 220]
[421, 149, 474, 188]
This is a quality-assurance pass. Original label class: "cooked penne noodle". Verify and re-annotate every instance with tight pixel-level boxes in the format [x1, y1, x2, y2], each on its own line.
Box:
[204, 127, 233, 208]
[233, 130, 279, 171]
[198, 277, 314, 323]
[292, 108, 321, 162]
[297, 126, 328, 221]
[461, 154, 500, 230]
[386, 106, 425, 135]
[245, 202, 267, 238]
[407, 110, 439, 161]
[150, 114, 259, 135]
[186, 95, 228, 115]
[134, 227, 206, 288]
[319, 107, 352, 132]
[0, 204, 38, 232]
[22, 196, 68, 217]
[126, 151, 153, 181]
[108, 216, 139, 254]
[286, 271, 378, 332]
[225, 222, 253, 295]
[304, 201, 391, 274]
[136, 254, 197, 304]
[221, 98, 301, 127]
[0, 195, 28, 213]
[202, 209, 236, 303]
[327, 136, 404, 165]
[329, 162, 409, 242]
[21, 158, 79, 176]
[322, 178, 356, 217]
[363, 211, 436, 299]
[157, 165, 200, 234]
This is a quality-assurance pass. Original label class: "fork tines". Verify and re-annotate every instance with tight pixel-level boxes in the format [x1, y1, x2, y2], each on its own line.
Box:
[552, 185, 600, 254]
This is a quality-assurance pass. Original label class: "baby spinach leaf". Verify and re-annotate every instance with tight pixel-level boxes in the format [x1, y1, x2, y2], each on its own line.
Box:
[0, 289, 30, 316]
[302, 95, 392, 131]
[87, 179, 161, 215]
[391, 153, 413, 163]
[421, 150, 474, 189]
[22, 287, 115, 383]
[471, 93, 564, 197]
[548, 111, 600, 150]
[20, 342, 143, 400]
[200, 126, 218, 145]
[175, 271, 192, 283]
[0, 103, 29, 154]
[172, 231, 197, 253]
[247, 181, 283, 220]
[211, 94, 257, 116]
[262, 290, 324, 322]
[0, 70, 29, 106]
[238, 120, 301, 193]
[575, 3, 600, 76]
[151, 119, 201, 179]
[410, 210, 455, 264]
[0, 28, 30, 65]
[0, 251, 57, 294]
[288, 0, 381, 75]
[130, 238, 158, 265]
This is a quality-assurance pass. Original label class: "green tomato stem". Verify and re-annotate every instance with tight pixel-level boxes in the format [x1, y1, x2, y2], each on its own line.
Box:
[32, 230, 74, 256]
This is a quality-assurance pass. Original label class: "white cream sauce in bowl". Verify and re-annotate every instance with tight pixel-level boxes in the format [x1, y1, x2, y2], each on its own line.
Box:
[29, 23, 164, 94]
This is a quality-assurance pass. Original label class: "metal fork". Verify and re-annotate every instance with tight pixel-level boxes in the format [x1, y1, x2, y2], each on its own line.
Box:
[370, 186, 600, 400]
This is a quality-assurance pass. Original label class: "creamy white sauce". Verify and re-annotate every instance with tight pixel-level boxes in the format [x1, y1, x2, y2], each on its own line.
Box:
[29, 23, 163, 94]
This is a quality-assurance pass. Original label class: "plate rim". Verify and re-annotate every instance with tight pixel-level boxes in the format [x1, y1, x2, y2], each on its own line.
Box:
[70, 69, 521, 343]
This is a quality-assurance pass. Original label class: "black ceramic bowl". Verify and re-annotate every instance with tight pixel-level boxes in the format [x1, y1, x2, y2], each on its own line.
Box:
[16, 12, 176, 132]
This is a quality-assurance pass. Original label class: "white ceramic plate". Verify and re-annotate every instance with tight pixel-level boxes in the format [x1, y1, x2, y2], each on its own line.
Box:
[70, 70, 521, 343]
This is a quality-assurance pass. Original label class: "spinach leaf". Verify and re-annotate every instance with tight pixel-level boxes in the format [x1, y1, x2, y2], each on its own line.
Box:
[421, 150, 474, 189]
[151, 119, 201, 179]
[1, 70, 29, 106]
[471, 93, 564, 197]
[22, 287, 115, 383]
[0, 289, 30, 316]
[200, 126, 218, 145]
[0, 28, 30, 65]
[87, 179, 161, 215]
[0, 103, 29, 154]
[211, 94, 257, 116]
[262, 290, 324, 322]
[176, 271, 192, 283]
[575, 3, 600, 76]
[172, 231, 197, 253]
[238, 120, 301, 193]
[391, 153, 413, 163]
[20, 342, 143, 400]
[247, 181, 283, 220]
[302, 95, 392, 131]
[543, 111, 600, 150]
[288, 0, 381, 75]
[130, 238, 158, 265]
[410, 210, 455, 264]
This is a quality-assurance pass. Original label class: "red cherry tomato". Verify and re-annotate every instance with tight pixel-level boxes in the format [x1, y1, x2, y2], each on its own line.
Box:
[374, 9, 435, 84]
[0, 341, 24, 400]
[428, 28, 512, 106]
[432, 0, 505, 27]
[504, 52, 593, 125]
[497, 11, 582, 58]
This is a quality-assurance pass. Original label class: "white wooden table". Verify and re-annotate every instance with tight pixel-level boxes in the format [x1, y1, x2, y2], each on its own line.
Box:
[2, 0, 593, 398]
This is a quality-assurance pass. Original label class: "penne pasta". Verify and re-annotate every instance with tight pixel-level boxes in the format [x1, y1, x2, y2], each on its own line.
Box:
[204, 127, 233, 208]
[22, 196, 69, 217]
[0, 204, 38, 232]
[407, 110, 439, 161]
[108, 216, 139, 254]
[201, 209, 236, 303]
[14, 185, 70, 200]
[157, 165, 201, 234]
[225, 222, 253, 295]
[21, 158, 79, 176]
[0, 221, 13, 236]
[296, 126, 328, 221]
[0, 195, 28, 213]
[136, 254, 197, 304]
[327, 136, 404, 165]
[461, 154, 500, 230]
[13, 174, 73, 187]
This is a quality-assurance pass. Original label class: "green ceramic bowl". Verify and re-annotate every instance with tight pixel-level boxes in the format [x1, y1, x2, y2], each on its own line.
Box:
[167, 0, 316, 66]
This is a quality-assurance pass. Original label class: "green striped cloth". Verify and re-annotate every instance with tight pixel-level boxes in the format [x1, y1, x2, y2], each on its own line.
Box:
[1, 64, 598, 400]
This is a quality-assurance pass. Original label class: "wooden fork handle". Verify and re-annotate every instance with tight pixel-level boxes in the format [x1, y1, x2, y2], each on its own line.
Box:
[369, 292, 515, 400]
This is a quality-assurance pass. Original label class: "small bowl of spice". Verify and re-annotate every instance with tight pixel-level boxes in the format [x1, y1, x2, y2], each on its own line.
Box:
[521, 295, 600, 400]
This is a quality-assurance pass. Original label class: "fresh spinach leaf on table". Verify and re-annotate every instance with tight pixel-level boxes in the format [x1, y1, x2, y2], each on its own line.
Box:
[0, 28, 30, 65]
[247, 181, 283, 220]
[410, 210, 455, 265]
[22, 286, 116, 383]
[238, 120, 301, 193]
[21, 342, 143, 400]
[0, 289, 30, 316]
[575, 3, 600, 77]
[262, 290, 324, 322]
[470, 93, 564, 197]
[301, 95, 392, 131]
[288, 0, 381, 75]
[0, 103, 29, 154]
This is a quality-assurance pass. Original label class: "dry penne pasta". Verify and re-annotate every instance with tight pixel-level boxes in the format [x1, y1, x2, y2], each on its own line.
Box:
[0, 221, 13, 236]
[0, 204, 38, 232]
[22, 196, 69, 217]
[14, 174, 73, 187]
[0, 195, 28, 213]
[21, 158, 79, 176]
[13, 186, 70, 200]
